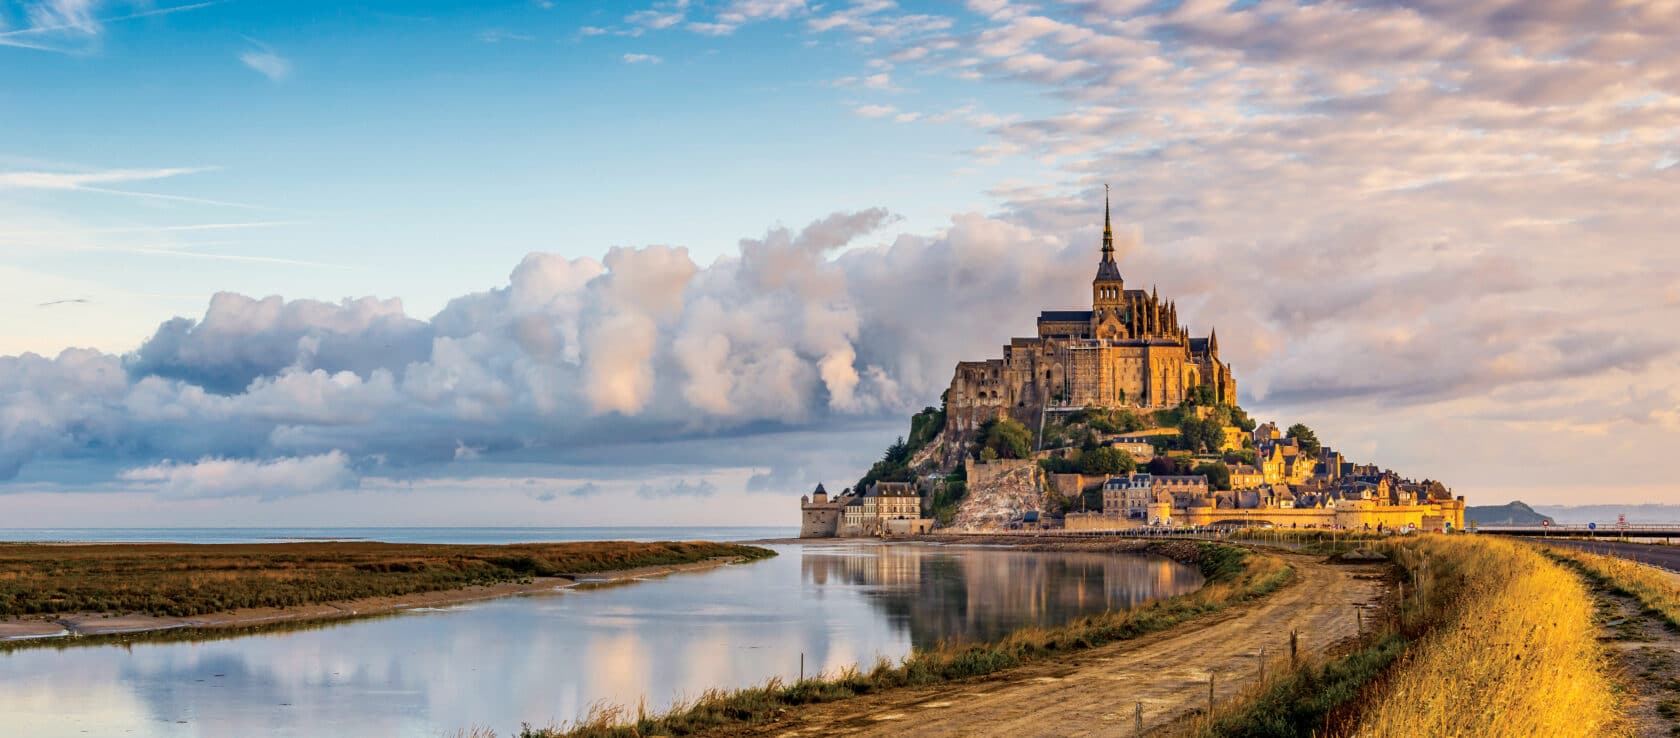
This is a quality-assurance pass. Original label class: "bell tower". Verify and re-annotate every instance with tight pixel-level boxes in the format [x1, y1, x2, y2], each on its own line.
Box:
[1092, 185, 1126, 336]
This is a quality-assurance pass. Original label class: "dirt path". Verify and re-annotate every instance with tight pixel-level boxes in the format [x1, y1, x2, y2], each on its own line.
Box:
[718, 553, 1386, 738]
[1577, 568, 1680, 737]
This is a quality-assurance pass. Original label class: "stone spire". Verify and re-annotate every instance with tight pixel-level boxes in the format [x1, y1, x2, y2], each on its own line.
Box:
[1094, 184, 1123, 283]
[1102, 184, 1113, 254]
[1210, 327, 1219, 355]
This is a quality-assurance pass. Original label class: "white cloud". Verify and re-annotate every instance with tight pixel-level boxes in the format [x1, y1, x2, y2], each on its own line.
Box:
[118, 451, 356, 498]
[0, 166, 212, 190]
[239, 45, 291, 81]
[852, 104, 896, 118]
[622, 52, 664, 64]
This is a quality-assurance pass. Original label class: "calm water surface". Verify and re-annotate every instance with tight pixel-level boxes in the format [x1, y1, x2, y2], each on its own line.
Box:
[0, 542, 1202, 737]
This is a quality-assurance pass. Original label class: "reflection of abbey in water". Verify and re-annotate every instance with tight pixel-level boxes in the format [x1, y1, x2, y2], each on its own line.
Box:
[801, 544, 1201, 648]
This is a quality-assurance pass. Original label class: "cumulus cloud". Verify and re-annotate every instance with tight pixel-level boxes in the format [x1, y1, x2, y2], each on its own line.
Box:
[0, 207, 1097, 492]
[621, 52, 663, 64]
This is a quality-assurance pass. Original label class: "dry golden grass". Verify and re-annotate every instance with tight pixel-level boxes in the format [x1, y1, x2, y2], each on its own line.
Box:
[1547, 546, 1680, 629]
[1350, 536, 1623, 738]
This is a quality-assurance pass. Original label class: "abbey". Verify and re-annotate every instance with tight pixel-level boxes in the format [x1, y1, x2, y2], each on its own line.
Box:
[946, 192, 1235, 433]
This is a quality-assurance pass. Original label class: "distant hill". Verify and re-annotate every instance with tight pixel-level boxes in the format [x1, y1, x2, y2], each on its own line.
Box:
[1465, 501, 1553, 526]
[1534, 504, 1680, 525]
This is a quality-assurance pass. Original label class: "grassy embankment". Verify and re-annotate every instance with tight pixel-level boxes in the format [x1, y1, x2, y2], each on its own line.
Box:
[1547, 545, 1680, 628]
[1194, 534, 1623, 737]
[0, 540, 774, 619]
[524, 541, 1293, 738]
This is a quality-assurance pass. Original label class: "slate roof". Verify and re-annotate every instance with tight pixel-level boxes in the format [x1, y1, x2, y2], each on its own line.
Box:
[1038, 310, 1093, 322]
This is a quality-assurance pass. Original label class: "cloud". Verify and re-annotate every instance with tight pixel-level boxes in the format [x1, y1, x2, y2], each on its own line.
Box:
[532, 482, 602, 502]
[0, 166, 213, 190]
[239, 43, 291, 81]
[476, 28, 535, 43]
[622, 52, 663, 64]
[0, 0, 218, 53]
[636, 479, 717, 499]
[852, 104, 896, 118]
[118, 451, 356, 499]
[0, 206, 1093, 494]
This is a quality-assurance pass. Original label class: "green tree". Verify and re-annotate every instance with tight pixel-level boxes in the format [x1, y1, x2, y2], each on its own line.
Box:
[1080, 446, 1136, 476]
[977, 416, 1032, 460]
[1117, 410, 1147, 432]
[1228, 405, 1257, 433]
[1190, 384, 1217, 406]
[1180, 417, 1223, 453]
[1287, 423, 1322, 456]
[980, 446, 999, 462]
[1194, 462, 1233, 491]
[907, 405, 945, 454]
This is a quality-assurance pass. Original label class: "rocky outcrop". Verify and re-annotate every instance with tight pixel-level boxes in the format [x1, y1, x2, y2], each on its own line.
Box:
[951, 458, 1048, 530]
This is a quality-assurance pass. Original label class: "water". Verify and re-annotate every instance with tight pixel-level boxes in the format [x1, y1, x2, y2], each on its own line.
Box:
[0, 526, 795, 545]
[0, 542, 1202, 737]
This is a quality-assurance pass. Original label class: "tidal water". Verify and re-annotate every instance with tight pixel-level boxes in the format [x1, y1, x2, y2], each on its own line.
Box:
[0, 542, 1202, 737]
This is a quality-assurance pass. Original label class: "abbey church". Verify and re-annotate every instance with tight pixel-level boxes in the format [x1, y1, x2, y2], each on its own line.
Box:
[946, 193, 1236, 433]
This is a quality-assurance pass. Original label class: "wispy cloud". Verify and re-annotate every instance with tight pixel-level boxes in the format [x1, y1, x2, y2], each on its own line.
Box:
[476, 28, 534, 43]
[0, 1, 220, 53]
[0, 166, 214, 190]
[622, 52, 663, 64]
[0, 221, 298, 239]
[98, 245, 345, 269]
[0, 164, 277, 209]
[239, 40, 292, 81]
[852, 104, 896, 118]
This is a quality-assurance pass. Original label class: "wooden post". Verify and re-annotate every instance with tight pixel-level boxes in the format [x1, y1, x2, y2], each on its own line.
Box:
[1356, 607, 1363, 634]
[1208, 672, 1215, 715]
[1135, 702, 1144, 734]
[1258, 647, 1266, 682]
[800, 652, 805, 681]
[1289, 630, 1299, 666]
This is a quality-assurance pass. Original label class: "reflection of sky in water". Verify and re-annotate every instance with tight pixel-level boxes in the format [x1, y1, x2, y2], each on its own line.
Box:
[0, 543, 1200, 737]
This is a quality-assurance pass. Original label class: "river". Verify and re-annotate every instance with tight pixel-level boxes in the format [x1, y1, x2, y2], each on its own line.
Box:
[0, 541, 1202, 737]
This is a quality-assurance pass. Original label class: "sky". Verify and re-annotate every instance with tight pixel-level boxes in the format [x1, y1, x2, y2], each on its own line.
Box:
[1, 0, 1677, 527]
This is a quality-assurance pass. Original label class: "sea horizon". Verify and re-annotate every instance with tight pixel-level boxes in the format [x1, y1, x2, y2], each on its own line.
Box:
[0, 526, 799, 545]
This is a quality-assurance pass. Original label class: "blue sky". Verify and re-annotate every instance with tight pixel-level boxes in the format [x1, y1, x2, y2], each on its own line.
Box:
[4, 0, 1038, 346]
[2, 0, 1678, 525]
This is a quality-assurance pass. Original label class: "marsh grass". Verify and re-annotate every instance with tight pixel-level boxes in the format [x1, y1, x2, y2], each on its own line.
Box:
[0, 541, 774, 619]
[522, 542, 1293, 738]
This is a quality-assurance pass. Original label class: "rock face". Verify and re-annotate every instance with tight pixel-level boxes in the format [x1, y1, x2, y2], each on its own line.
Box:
[952, 458, 1048, 530]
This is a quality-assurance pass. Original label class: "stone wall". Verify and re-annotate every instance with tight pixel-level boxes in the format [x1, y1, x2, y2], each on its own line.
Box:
[800, 505, 843, 537]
